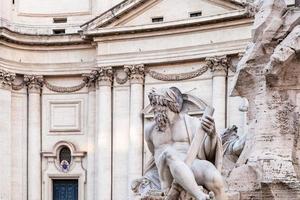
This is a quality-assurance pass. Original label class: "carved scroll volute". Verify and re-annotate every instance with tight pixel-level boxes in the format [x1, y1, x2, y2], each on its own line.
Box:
[0, 70, 16, 90]
[24, 75, 44, 93]
[97, 67, 113, 86]
[83, 70, 99, 89]
[124, 64, 145, 84]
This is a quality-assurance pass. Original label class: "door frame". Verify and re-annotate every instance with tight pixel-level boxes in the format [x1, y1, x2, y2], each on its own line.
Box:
[42, 141, 86, 200]
[46, 174, 84, 200]
[52, 179, 79, 200]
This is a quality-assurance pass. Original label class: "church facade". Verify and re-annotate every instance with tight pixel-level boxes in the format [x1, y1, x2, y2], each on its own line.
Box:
[0, 0, 299, 200]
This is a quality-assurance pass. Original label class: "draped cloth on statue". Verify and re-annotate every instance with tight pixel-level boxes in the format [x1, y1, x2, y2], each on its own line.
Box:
[144, 114, 223, 181]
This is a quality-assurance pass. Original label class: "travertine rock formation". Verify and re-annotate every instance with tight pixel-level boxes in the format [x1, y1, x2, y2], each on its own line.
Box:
[230, 0, 300, 199]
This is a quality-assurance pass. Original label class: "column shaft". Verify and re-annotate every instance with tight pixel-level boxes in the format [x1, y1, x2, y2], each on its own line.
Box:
[0, 87, 12, 200]
[207, 56, 228, 133]
[87, 85, 96, 200]
[96, 68, 113, 200]
[0, 71, 15, 199]
[128, 83, 144, 185]
[11, 88, 28, 200]
[83, 71, 98, 200]
[212, 75, 226, 133]
[25, 75, 43, 200]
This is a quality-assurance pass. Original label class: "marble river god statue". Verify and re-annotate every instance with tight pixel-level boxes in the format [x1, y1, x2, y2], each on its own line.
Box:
[134, 87, 227, 200]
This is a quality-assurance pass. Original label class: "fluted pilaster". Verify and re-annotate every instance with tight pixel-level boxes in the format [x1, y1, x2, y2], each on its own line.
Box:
[125, 64, 145, 199]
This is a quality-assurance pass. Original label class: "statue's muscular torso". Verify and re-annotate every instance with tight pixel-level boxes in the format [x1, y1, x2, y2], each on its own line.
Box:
[145, 114, 193, 165]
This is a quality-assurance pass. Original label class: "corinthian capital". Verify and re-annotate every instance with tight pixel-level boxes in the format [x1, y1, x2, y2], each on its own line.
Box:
[0, 70, 16, 90]
[206, 56, 230, 76]
[24, 75, 44, 93]
[124, 64, 145, 84]
[97, 67, 113, 86]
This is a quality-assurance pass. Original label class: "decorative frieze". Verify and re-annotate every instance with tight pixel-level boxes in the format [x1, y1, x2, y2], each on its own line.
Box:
[0, 70, 16, 90]
[124, 64, 145, 84]
[24, 75, 44, 93]
[97, 67, 113, 86]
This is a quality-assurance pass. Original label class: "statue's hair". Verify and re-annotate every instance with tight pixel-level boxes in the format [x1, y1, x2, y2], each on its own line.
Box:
[148, 87, 183, 113]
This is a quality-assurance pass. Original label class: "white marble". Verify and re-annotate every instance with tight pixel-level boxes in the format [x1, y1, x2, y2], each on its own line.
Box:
[28, 87, 42, 200]
[96, 76, 113, 200]
[87, 86, 96, 200]
[11, 89, 28, 200]
[128, 81, 144, 199]
[0, 87, 12, 200]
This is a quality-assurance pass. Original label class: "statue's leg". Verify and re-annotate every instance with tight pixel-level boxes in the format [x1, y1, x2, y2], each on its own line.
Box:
[162, 148, 209, 200]
[156, 157, 172, 193]
[192, 160, 227, 200]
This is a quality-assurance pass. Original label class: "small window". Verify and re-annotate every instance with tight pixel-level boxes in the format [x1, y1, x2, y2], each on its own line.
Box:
[190, 11, 202, 18]
[152, 17, 164, 23]
[53, 18, 67, 23]
[53, 29, 65, 35]
[59, 146, 71, 164]
[12, 0, 15, 4]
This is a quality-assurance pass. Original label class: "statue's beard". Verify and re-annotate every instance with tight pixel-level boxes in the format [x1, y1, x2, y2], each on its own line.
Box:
[154, 111, 169, 132]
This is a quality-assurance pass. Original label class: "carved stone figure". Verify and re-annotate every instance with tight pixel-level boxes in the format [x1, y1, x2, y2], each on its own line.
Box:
[134, 87, 227, 200]
[220, 125, 246, 176]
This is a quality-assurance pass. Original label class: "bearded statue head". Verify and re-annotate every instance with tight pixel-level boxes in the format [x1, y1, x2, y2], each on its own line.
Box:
[148, 87, 183, 131]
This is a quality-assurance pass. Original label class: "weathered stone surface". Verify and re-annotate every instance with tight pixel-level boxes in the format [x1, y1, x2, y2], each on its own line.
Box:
[265, 25, 300, 78]
[230, 0, 300, 199]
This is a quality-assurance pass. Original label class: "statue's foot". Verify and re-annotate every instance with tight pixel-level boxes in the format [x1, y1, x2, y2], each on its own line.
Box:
[196, 193, 210, 200]
[208, 191, 215, 200]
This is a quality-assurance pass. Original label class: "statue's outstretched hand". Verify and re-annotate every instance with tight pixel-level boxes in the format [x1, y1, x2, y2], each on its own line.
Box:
[201, 115, 216, 137]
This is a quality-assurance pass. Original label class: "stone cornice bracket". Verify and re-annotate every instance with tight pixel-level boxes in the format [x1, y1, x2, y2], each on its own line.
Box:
[0, 69, 16, 90]
[206, 56, 231, 76]
[82, 70, 99, 89]
[24, 75, 44, 93]
[97, 67, 113, 86]
[124, 64, 145, 84]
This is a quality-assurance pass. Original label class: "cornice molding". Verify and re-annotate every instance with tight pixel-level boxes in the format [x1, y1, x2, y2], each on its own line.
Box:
[0, 27, 88, 46]
[81, 0, 246, 31]
[0, 57, 96, 76]
[85, 10, 251, 37]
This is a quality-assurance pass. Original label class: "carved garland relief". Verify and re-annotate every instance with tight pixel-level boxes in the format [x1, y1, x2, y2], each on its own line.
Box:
[0, 55, 233, 92]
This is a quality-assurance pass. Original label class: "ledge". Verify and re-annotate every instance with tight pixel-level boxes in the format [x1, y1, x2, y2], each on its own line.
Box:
[0, 27, 88, 46]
